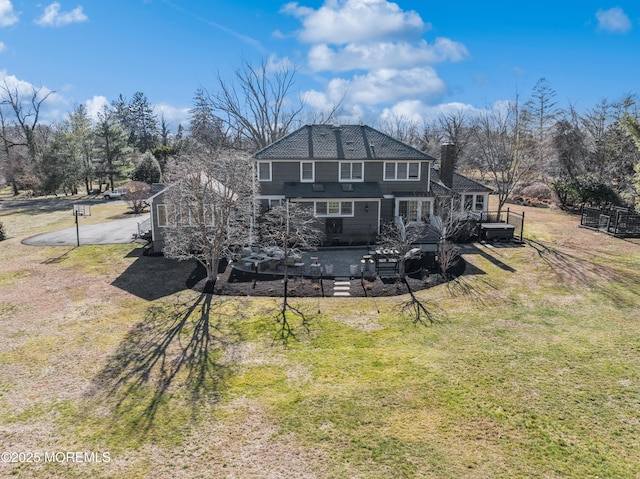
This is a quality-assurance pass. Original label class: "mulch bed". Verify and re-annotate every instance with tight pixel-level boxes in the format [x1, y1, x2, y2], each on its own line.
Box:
[189, 262, 449, 297]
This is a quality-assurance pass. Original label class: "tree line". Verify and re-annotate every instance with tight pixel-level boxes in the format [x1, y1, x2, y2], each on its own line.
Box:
[1, 62, 640, 212]
[379, 78, 640, 211]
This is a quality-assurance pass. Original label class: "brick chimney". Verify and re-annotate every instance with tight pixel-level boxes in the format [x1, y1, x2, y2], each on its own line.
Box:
[440, 143, 456, 189]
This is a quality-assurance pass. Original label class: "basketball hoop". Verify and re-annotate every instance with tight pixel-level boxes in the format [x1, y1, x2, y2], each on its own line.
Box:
[73, 204, 91, 217]
[72, 204, 91, 246]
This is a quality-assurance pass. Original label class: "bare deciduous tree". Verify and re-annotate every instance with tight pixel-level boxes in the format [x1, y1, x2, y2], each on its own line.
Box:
[259, 201, 323, 344]
[376, 219, 436, 325]
[204, 57, 305, 152]
[0, 81, 54, 193]
[438, 109, 475, 165]
[429, 195, 470, 280]
[471, 98, 535, 214]
[378, 114, 423, 149]
[125, 181, 150, 214]
[0, 81, 53, 162]
[162, 144, 254, 293]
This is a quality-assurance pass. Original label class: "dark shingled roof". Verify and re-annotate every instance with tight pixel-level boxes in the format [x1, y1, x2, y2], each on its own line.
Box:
[284, 182, 384, 199]
[431, 169, 493, 194]
[255, 124, 435, 161]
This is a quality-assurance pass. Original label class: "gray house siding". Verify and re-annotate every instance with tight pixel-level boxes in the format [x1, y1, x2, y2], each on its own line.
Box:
[315, 161, 338, 182]
[296, 199, 379, 245]
[149, 189, 167, 253]
[380, 198, 395, 224]
[254, 125, 439, 245]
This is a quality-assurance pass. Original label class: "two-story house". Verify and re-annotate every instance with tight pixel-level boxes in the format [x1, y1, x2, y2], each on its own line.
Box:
[254, 124, 491, 245]
[145, 124, 491, 253]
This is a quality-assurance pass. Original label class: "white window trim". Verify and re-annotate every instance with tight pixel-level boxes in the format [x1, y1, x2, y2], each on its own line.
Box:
[157, 204, 167, 227]
[300, 161, 315, 183]
[179, 202, 215, 227]
[258, 195, 286, 209]
[460, 193, 487, 212]
[384, 161, 421, 181]
[257, 161, 272, 182]
[339, 161, 364, 182]
[395, 197, 433, 223]
[474, 194, 487, 212]
[313, 200, 355, 217]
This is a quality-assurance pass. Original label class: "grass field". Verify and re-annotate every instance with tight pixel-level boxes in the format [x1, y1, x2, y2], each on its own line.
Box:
[1, 193, 639, 478]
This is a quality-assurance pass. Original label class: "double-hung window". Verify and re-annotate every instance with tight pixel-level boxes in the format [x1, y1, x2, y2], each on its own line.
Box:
[384, 162, 420, 181]
[300, 161, 314, 182]
[339, 162, 364, 182]
[257, 161, 272, 182]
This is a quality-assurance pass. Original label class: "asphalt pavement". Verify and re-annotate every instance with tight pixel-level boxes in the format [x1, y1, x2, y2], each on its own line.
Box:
[22, 215, 147, 246]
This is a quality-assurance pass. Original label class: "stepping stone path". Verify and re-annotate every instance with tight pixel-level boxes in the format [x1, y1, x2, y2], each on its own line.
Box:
[333, 279, 352, 297]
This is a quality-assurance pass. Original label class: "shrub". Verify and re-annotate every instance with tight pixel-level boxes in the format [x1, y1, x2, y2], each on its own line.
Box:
[125, 182, 151, 214]
[520, 182, 552, 200]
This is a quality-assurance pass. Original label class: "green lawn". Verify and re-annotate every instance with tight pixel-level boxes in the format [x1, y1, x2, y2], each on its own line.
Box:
[1, 198, 639, 478]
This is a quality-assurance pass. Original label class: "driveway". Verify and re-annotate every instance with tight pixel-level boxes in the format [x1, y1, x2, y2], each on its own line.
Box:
[22, 215, 147, 246]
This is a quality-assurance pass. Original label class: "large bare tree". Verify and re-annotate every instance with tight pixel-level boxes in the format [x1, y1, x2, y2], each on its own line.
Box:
[202, 57, 305, 152]
[0, 81, 54, 193]
[470, 98, 535, 213]
[162, 143, 254, 292]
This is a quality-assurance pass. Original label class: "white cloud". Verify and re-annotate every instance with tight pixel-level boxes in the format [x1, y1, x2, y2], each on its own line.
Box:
[303, 67, 448, 122]
[0, 0, 18, 27]
[348, 67, 446, 104]
[0, 41, 5, 52]
[84, 95, 109, 120]
[154, 103, 190, 128]
[308, 38, 468, 72]
[285, 0, 469, 120]
[596, 7, 632, 33]
[283, 0, 425, 45]
[0, 70, 57, 99]
[35, 2, 88, 27]
[380, 100, 483, 125]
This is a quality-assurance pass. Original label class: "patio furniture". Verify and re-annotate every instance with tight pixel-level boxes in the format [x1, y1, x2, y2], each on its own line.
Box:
[376, 257, 398, 275]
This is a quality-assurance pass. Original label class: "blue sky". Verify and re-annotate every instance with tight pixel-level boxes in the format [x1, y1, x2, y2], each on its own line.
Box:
[1, 0, 639, 129]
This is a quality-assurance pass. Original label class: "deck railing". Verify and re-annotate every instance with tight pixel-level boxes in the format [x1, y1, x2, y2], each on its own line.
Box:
[137, 217, 151, 237]
[470, 208, 524, 242]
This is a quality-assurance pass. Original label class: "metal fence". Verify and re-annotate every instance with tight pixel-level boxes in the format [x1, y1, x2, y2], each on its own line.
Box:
[471, 208, 525, 242]
[581, 206, 640, 237]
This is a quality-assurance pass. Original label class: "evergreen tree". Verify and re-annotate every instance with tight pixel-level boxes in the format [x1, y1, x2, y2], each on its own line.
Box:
[94, 105, 131, 190]
[132, 151, 162, 184]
